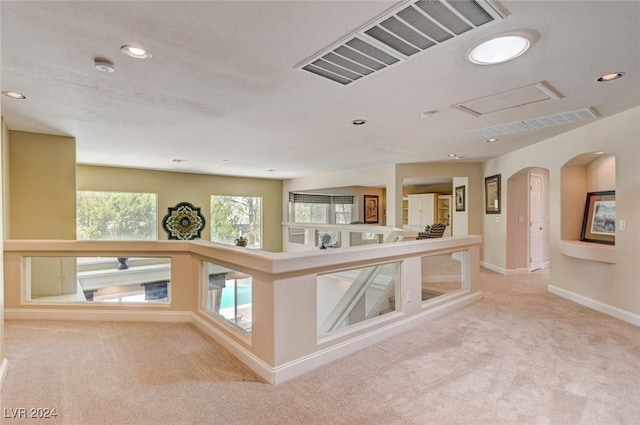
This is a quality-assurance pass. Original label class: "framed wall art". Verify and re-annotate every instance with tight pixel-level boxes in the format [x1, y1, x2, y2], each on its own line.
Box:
[162, 202, 206, 240]
[455, 185, 466, 212]
[364, 195, 379, 224]
[484, 174, 501, 214]
[580, 190, 615, 245]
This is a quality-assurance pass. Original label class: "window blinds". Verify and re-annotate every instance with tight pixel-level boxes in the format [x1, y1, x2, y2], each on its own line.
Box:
[289, 193, 354, 205]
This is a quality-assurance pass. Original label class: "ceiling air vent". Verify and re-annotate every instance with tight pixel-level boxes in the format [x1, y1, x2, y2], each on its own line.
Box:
[297, 0, 505, 85]
[471, 107, 601, 138]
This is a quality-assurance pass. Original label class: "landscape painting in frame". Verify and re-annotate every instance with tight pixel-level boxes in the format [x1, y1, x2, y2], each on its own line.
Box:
[580, 190, 615, 245]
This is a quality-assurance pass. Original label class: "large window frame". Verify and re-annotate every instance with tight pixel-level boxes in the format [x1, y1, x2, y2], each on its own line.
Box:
[210, 195, 263, 249]
[289, 193, 355, 224]
[76, 190, 158, 241]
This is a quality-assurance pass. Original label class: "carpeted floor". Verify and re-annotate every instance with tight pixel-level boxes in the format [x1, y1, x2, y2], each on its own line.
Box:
[2, 269, 639, 425]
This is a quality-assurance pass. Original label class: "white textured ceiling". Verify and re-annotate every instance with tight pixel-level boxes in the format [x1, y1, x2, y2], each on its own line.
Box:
[1, 1, 639, 179]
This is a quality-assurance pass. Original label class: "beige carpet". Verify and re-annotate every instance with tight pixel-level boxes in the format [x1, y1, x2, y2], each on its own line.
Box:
[2, 269, 639, 425]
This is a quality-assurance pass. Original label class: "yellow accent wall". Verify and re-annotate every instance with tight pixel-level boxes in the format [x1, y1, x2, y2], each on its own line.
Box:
[9, 131, 77, 239]
[76, 165, 283, 252]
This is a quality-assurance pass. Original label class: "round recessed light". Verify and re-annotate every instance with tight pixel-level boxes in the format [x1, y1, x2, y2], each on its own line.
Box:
[352, 119, 367, 125]
[448, 153, 457, 157]
[486, 138, 499, 143]
[454, 155, 465, 160]
[468, 35, 530, 65]
[420, 110, 437, 118]
[2, 91, 27, 99]
[597, 72, 625, 82]
[94, 58, 115, 73]
[121, 45, 152, 59]
[172, 159, 187, 163]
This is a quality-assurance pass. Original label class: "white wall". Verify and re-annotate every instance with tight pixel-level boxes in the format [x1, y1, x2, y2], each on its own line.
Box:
[483, 106, 640, 319]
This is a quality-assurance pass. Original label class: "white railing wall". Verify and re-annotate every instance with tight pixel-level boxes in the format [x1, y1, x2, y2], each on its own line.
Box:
[282, 222, 417, 252]
[4, 236, 481, 384]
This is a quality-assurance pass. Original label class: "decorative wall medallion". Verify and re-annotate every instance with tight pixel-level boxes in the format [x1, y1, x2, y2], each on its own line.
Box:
[162, 202, 205, 240]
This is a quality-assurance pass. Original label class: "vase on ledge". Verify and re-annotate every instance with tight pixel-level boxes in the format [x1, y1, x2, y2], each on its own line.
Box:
[117, 257, 129, 270]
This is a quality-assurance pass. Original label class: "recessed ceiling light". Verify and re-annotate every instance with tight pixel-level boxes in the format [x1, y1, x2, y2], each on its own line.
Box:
[121, 45, 152, 59]
[486, 138, 499, 143]
[597, 72, 625, 82]
[454, 155, 465, 160]
[352, 119, 367, 125]
[2, 91, 27, 99]
[172, 159, 187, 163]
[468, 35, 531, 65]
[420, 110, 438, 118]
[94, 58, 115, 73]
[267, 169, 277, 172]
[447, 153, 457, 157]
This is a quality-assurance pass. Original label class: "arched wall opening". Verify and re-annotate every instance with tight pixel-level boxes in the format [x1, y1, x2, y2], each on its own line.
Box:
[560, 152, 616, 242]
[506, 167, 550, 273]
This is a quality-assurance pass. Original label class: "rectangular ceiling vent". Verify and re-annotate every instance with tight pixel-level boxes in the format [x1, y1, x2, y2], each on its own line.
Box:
[471, 107, 601, 138]
[297, 0, 505, 85]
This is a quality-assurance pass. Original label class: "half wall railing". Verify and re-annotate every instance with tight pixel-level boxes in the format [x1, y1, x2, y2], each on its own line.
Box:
[4, 235, 481, 384]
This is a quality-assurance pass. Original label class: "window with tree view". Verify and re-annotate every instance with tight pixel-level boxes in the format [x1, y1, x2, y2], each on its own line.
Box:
[289, 193, 354, 224]
[77, 191, 157, 240]
[210, 196, 262, 249]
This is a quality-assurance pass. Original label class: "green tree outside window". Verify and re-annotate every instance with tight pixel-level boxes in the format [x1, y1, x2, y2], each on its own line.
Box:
[210, 196, 262, 248]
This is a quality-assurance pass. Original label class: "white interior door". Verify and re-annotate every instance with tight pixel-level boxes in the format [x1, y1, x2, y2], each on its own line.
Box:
[529, 173, 543, 271]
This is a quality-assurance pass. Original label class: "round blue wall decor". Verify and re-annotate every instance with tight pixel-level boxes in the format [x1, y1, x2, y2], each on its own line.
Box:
[162, 202, 205, 240]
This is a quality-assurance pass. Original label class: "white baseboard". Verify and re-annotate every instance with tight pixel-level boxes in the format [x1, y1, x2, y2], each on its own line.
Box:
[189, 313, 275, 385]
[0, 358, 8, 391]
[481, 262, 509, 275]
[424, 275, 461, 283]
[272, 291, 482, 385]
[5, 308, 192, 323]
[548, 285, 640, 327]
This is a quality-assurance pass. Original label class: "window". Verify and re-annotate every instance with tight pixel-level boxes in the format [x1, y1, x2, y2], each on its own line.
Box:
[26, 256, 171, 304]
[210, 196, 262, 249]
[289, 193, 354, 224]
[77, 191, 157, 240]
[333, 196, 354, 224]
[202, 262, 252, 333]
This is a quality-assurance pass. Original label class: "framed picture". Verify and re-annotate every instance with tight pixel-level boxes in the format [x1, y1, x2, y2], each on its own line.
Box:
[580, 190, 615, 245]
[455, 185, 466, 212]
[484, 174, 501, 214]
[364, 195, 379, 224]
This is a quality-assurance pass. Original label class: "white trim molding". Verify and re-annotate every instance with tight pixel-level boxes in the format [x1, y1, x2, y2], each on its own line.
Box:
[4, 308, 192, 323]
[481, 262, 510, 275]
[0, 358, 8, 391]
[189, 313, 274, 384]
[271, 291, 482, 384]
[548, 285, 640, 327]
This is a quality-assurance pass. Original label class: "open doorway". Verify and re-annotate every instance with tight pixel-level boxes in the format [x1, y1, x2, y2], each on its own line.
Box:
[506, 168, 550, 274]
